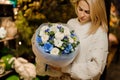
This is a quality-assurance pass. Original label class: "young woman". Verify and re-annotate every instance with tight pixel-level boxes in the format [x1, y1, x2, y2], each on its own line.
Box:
[32, 0, 108, 80]
[50, 0, 108, 80]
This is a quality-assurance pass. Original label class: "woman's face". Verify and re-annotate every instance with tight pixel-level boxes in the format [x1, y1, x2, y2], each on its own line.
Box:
[76, 0, 91, 23]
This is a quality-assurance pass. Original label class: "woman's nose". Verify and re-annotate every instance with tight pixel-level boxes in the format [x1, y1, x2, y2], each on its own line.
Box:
[81, 11, 85, 17]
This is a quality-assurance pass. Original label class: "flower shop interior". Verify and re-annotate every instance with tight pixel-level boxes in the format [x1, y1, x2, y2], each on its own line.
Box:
[0, 0, 120, 80]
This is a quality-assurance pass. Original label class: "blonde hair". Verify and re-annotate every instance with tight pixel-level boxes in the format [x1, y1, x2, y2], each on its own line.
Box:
[70, 0, 108, 34]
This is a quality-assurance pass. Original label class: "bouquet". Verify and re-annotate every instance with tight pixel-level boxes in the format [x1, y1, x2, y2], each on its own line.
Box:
[32, 23, 80, 67]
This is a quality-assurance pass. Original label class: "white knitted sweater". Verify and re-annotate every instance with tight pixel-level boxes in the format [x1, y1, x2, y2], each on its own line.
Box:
[61, 18, 108, 80]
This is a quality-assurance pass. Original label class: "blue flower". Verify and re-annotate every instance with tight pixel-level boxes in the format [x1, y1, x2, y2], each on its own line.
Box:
[45, 28, 50, 33]
[63, 44, 73, 54]
[64, 36, 68, 39]
[71, 33, 76, 37]
[57, 25, 64, 32]
[57, 25, 62, 29]
[49, 36, 54, 40]
[43, 42, 53, 53]
[36, 36, 42, 43]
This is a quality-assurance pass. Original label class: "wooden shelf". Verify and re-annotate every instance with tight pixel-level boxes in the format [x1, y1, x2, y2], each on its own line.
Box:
[0, 36, 18, 42]
[0, 37, 15, 42]
[0, 70, 13, 78]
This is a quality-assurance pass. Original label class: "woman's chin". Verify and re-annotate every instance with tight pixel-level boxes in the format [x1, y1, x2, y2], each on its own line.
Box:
[80, 20, 91, 24]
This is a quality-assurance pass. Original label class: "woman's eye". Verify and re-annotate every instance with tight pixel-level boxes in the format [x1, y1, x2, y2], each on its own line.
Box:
[79, 8, 83, 11]
[85, 11, 90, 14]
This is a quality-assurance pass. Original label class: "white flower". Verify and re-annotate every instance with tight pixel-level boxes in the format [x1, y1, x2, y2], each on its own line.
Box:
[41, 34, 49, 43]
[0, 27, 7, 39]
[41, 25, 49, 31]
[39, 30, 45, 36]
[55, 32, 64, 40]
[50, 25, 59, 33]
[54, 39, 63, 47]
[39, 25, 49, 36]
[68, 36, 74, 43]
[63, 26, 70, 36]
[50, 48, 59, 55]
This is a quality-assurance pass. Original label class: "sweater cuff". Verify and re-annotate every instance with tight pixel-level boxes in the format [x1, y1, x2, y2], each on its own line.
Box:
[61, 64, 72, 73]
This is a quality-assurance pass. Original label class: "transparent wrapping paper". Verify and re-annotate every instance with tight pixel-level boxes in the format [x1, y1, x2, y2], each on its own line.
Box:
[32, 23, 80, 67]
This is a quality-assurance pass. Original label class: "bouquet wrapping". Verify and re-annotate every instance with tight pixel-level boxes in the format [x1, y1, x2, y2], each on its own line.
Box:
[32, 23, 80, 67]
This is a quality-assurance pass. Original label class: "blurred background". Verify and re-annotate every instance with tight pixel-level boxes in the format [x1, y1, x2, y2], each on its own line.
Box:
[0, 0, 120, 80]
